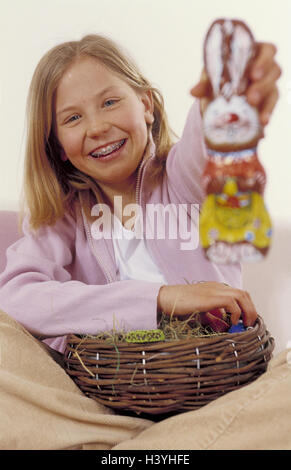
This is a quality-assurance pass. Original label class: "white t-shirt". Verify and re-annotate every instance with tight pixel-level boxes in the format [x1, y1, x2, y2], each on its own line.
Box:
[111, 214, 167, 284]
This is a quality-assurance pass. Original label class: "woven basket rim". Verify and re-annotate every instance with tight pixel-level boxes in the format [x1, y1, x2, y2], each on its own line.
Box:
[66, 315, 266, 349]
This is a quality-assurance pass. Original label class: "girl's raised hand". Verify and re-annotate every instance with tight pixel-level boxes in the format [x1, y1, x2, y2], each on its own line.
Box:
[190, 42, 281, 126]
[157, 282, 258, 327]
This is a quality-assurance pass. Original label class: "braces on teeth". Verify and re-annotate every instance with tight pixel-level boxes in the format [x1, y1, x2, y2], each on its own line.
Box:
[91, 139, 125, 157]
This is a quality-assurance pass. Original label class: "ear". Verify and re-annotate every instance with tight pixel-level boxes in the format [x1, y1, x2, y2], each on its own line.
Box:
[141, 90, 154, 125]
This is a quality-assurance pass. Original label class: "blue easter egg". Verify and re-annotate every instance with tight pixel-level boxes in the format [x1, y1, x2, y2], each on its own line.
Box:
[228, 321, 246, 333]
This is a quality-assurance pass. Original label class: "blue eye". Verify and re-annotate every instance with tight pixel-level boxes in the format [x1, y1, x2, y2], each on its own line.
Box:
[104, 99, 116, 107]
[67, 114, 80, 123]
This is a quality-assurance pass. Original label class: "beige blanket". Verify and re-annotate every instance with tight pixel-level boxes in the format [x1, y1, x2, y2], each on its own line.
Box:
[0, 309, 290, 450]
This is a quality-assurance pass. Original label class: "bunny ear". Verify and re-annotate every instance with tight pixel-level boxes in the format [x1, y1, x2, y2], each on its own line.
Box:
[227, 22, 255, 96]
[204, 21, 224, 98]
[204, 19, 255, 99]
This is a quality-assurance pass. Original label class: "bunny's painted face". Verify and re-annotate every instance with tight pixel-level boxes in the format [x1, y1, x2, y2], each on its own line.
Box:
[203, 95, 261, 150]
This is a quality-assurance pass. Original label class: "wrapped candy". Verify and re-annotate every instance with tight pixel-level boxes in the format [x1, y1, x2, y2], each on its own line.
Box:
[199, 18, 272, 264]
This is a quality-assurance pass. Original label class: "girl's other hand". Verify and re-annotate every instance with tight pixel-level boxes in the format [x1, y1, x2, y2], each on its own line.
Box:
[157, 282, 258, 327]
[190, 42, 282, 126]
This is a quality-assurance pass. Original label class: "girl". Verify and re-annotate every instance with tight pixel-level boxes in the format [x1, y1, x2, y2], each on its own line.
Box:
[0, 34, 280, 355]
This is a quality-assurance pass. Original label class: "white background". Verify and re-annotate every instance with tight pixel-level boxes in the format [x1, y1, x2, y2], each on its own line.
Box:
[0, 0, 290, 352]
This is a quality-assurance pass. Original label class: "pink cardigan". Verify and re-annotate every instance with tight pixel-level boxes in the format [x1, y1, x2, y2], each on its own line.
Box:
[0, 101, 241, 352]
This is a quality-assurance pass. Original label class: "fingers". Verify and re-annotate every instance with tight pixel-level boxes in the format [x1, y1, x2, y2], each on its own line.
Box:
[159, 282, 258, 329]
[233, 289, 258, 327]
[247, 62, 281, 104]
[199, 283, 258, 327]
[223, 289, 257, 327]
[247, 42, 281, 125]
[250, 42, 278, 81]
[247, 62, 282, 123]
[258, 86, 280, 125]
[222, 297, 242, 326]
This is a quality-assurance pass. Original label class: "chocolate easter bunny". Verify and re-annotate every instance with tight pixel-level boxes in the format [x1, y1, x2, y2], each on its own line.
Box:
[199, 18, 272, 264]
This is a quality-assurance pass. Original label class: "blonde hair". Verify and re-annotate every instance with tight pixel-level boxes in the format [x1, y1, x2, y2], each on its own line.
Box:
[22, 34, 175, 229]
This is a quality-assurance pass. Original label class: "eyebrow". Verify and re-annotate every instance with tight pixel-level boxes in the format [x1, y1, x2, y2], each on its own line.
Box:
[56, 85, 120, 117]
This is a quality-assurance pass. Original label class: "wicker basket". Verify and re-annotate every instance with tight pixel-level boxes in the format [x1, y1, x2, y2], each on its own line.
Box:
[64, 316, 274, 416]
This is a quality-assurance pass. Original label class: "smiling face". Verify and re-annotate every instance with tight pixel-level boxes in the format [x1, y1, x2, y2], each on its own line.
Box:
[55, 56, 154, 200]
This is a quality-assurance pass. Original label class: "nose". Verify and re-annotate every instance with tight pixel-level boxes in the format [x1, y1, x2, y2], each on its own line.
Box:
[226, 113, 239, 123]
[86, 114, 111, 139]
